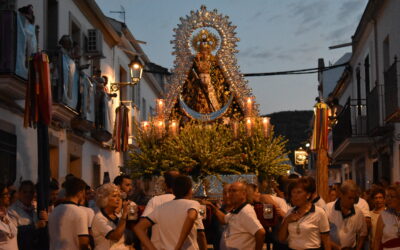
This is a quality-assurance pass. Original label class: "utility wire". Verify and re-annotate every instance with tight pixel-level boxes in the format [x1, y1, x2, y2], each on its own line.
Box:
[243, 62, 349, 77]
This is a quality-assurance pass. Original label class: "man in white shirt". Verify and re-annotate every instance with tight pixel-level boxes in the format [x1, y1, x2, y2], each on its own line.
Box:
[141, 170, 179, 248]
[327, 181, 368, 250]
[48, 177, 90, 250]
[113, 175, 133, 199]
[135, 175, 207, 250]
[208, 182, 266, 250]
[8, 180, 48, 250]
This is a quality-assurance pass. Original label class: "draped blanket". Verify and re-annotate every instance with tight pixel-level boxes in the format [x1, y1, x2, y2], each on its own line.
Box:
[113, 104, 130, 152]
[24, 52, 52, 127]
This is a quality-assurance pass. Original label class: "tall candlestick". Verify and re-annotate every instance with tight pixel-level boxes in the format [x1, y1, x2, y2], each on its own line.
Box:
[169, 120, 178, 136]
[155, 120, 165, 138]
[262, 117, 271, 138]
[140, 121, 150, 134]
[245, 117, 252, 136]
[156, 99, 164, 118]
[246, 97, 253, 116]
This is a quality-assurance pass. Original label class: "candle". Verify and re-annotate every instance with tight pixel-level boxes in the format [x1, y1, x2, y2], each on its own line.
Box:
[246, 97, 253, 116]
[245, 117, 252, 136]
[169, 120, 178, 136]
[262, 117, 271, 137]
[155, 120, 165, 138]
[156, 99, 164, 118]
[140, 121, 150, 134]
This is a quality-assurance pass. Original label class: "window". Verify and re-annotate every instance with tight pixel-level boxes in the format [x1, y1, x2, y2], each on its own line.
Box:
[135, 83, 141, 107]
[69, 13, 81, 60]
[132, 86, 136, 106]
[141, 98, 147, 120]
[364, 55, 370, 93]
[383, 36, 390, 71]
[0, 130, 16, 185]
[356, 67, 362, 116]
[149, 106, 155, 118]
[46, 0, 59, 51]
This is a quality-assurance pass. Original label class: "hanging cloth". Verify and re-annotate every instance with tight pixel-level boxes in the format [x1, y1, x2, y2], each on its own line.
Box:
[113, 105, 130, 152]
[24, 52, 52, 127]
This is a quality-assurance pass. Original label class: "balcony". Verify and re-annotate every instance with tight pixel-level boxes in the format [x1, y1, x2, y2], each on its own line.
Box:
[367, 84, 388, 136]
[332, 100, 370, 163]
[384, 60, 400, 123]
[0, 10, 32, 101]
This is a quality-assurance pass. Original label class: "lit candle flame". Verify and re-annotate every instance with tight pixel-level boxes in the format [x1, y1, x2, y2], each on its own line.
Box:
[169, 120, 178, 136]
[246, 97, 253, 116]
[245, 117, 252, 136]
[262, 117, 271, 137]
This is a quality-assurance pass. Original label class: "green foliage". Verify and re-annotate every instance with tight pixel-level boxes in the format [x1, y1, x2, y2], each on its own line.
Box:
[123, 120, 290, 181]
[237, 120, 291, 180]
[162, 122, 245, 181]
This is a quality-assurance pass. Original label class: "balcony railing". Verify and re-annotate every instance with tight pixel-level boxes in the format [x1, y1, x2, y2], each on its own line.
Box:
[385, 60, 400, 122]
[367, 84, 383, 134]
[332, 99, 367, 151]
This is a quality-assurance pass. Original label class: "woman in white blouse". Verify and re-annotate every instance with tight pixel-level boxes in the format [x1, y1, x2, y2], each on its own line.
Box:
[0, 183, 18, 250]
[91, 183, 132, 250]
[278, 177, 331, 250]
[373, 185, 400, 250]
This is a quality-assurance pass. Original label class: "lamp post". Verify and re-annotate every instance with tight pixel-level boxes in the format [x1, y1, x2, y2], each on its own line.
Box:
[111, 56, 143, 92]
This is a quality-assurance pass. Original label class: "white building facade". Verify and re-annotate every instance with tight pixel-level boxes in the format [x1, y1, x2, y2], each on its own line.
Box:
[327, 0, 400, 188]
[0, 0, 166, 187]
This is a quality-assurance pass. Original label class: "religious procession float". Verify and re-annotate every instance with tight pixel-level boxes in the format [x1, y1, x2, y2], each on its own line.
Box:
[123, 6, 291, 193]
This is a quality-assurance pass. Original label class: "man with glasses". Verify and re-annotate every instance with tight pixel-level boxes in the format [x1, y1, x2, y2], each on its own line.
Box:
[8, 180, 48, 250]
[206, 182, 266, 250]
[326, 180, 367, 250]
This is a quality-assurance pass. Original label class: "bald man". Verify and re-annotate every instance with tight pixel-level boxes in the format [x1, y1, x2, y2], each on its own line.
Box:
[205, 182, 266, 250]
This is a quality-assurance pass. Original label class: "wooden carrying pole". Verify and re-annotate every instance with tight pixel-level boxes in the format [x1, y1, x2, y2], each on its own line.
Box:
[311, 102, 329, 201]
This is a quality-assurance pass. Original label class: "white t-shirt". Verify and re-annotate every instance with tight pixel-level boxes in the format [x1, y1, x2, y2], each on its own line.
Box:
[326, 200, 368, 248]
[285, 205, 330, 250]
[220, 203, 264, 250]
[271, 195, 291, 214]
[381, 210, 400, 249]
[146, 199, 204, 250]
[8, 200, 38, 226]
[91, 210, 129, 250]
[0, 213, 18, 250]
[356, 197, 371, 218]
[80, 206, 95, 228]
[142, 193, 175, 249]
[48, 202, 89, 250]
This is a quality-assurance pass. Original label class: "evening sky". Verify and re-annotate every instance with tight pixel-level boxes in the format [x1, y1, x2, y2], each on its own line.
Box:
[96, 0, 368, 115]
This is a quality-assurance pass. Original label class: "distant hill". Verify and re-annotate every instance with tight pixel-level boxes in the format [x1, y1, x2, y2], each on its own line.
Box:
[263, 110, 314, 164]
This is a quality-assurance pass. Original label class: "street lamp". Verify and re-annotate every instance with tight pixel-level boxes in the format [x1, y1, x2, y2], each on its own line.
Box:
[129, 58, 143, 83]
[294, 147, 308, 173]
[111, 56, 143, 92]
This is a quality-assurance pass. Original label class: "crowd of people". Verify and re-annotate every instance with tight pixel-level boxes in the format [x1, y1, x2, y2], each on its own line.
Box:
[0, 172, 399, 250]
